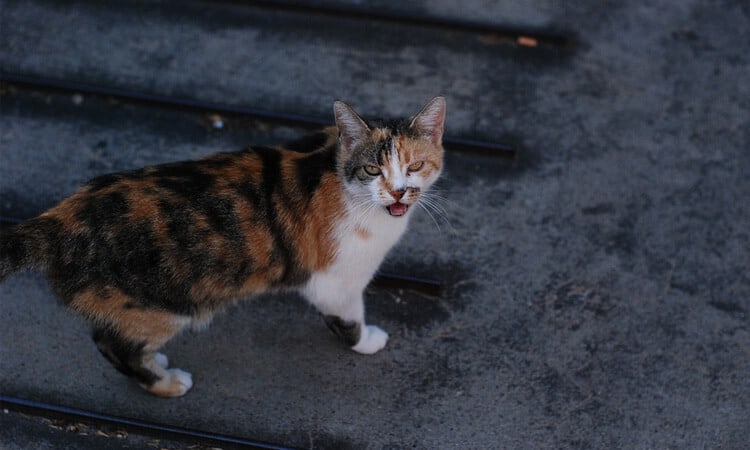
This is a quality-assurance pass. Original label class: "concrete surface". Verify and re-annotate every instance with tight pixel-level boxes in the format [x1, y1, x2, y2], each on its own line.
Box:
[1, 0, 749, 448]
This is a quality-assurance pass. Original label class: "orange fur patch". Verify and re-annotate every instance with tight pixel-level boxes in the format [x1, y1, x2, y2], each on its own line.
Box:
[294, 170, 341, 271]
[70, 288, 184, 350]
[355, 226, 371, 240]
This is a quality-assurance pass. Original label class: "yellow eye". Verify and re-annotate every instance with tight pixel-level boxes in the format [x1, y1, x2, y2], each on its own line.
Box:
[408, 161, 424, 172]
[363, 165, 381, 176]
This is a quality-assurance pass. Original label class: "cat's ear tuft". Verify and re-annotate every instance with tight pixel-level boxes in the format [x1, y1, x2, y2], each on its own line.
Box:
[333, 100, 370, 153]
[409, 96, 446, 146]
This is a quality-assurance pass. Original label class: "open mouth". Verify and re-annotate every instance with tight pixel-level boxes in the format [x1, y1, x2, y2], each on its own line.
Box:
[386, 202, 409, 217]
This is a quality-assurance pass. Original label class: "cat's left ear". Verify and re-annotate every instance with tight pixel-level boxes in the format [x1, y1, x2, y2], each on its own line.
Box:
[333, 100, 370, 154]
[409, 96, 446, 146]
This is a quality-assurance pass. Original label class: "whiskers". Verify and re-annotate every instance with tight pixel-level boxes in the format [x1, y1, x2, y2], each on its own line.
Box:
[345, 189, 452, 234]
[416, 190, 453, 234]
[347, 192, 380, 229]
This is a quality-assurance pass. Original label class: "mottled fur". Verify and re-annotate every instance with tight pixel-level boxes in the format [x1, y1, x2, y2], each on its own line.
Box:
[0, 97, 446, 396]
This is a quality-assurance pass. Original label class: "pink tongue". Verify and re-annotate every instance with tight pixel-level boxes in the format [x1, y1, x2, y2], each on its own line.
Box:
[388, 202, 409, 216]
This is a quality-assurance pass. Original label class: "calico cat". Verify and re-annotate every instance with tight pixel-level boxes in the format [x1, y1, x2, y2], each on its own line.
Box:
[0, 97, 446, 397]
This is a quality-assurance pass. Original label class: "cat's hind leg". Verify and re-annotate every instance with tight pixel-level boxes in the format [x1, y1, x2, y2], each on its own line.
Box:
[92, 326, 192, 397]
[68, 287, 194, 397]
[154, 352, 169, 368]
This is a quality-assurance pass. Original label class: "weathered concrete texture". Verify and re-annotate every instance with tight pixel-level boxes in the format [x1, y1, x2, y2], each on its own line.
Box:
[1, 0, 749, 448]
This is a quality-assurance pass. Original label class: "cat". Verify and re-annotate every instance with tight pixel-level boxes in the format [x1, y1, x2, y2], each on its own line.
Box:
[0, 97, 446, 397]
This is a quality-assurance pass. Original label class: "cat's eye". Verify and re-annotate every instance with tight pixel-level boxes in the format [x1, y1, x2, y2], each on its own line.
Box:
[407, 161, 424, 172]
[363, 165, 382, 176]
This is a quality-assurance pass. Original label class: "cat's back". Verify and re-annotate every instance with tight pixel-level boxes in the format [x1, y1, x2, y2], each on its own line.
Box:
[47, 129, 340, 230]
[35, 130, 344, 306]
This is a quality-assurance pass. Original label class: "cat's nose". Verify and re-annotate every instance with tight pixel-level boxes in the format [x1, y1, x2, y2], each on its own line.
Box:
[390, 189, 406, 201]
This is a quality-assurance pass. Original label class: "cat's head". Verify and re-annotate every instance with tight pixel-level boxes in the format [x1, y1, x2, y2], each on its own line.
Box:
[333, 97, 445, 218]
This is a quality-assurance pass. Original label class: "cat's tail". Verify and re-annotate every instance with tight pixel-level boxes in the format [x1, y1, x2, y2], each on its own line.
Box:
[0, 218, 54, 282]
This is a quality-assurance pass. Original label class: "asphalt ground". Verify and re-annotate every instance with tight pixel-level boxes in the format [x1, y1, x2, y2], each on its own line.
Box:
[1, 0, 749, 448]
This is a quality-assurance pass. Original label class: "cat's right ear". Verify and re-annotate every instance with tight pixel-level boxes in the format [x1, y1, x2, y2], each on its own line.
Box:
[333, 101, 370, 154]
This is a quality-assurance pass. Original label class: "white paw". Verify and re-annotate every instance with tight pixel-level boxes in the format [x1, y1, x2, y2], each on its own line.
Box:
[154, 352, 169, 368]
[352, 325, 389, 355]
[144, 368, 193, 397]
[169, 368, 193, 393]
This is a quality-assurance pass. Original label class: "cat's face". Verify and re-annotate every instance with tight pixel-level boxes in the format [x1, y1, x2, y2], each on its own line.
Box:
[334, 97, 446, 218]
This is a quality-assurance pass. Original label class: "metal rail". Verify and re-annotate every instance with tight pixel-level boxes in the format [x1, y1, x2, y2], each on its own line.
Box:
[0, 71, 518, 159]
[0, 394, 293, 449]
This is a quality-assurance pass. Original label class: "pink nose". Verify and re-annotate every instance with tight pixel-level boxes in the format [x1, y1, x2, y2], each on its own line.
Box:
[391, 189, 406, 201]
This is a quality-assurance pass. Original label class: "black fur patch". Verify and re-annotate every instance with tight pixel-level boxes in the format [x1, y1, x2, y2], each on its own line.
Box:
[75, 191, 129, 230]
[232, 179, 264, 212]
[153, 163, 216, 199]
[324, 315, 362, 347]
[85, 173, 124, 192]
[295, 146, 337, 196]
[255, 146, 307, 286]
[92, 327, 160, 386]
[375, 138, 391, 167]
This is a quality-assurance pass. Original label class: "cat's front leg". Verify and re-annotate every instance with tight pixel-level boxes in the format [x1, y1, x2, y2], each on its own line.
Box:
[304, 280, 388, 354]
[353, 323, 389, 354]
[323, 314, 388, 354]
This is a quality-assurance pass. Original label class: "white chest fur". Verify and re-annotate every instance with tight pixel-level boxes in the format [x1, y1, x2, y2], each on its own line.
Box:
[335, 210, 410, 282]
[302, 208, 410, 309]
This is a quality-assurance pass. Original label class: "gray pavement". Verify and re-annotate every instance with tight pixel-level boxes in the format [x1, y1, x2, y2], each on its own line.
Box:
[1, 0, 749, 448]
